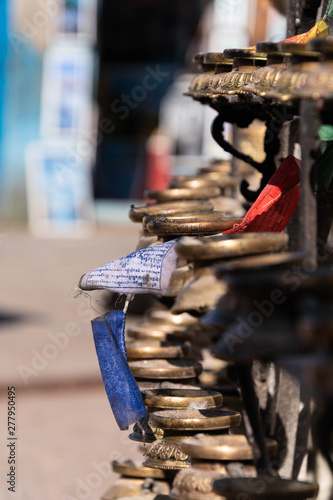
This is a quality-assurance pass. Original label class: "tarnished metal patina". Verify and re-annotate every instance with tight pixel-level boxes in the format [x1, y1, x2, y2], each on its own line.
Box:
[242, 42, 291, 97]
[291, 39, 333, 100]
[264, 43, 320, 102]
[211, 48, 267, 96]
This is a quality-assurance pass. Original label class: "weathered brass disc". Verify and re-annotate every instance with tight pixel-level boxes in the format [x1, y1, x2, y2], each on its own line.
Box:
[129, 200, 214, 222]
[146, 214, 243, 236]
[171, 269, 226, 315]
[197, 172, 239, 189]
[213, 477, 318, 499]
[175, 233, 288, 261]
[127, 341, 190, 360]
[163, 265, 194, 297]
[179, 434, 277, 461]
[129, 360, 202, 380]
[147, 309, 198, 326]
[150, 409, 241, 431]
[142, 389, 223, 410]
[169, 176, 219, 189]
[145, 186, 221, 202]
[170, 464, 256, 500]
[214, 251, 307, 276]
[198, 161, 231, 175]
[101, 478, 149, 500]
[142, 211, 217, 230]
[112, 459, 167, 479]
[223, 48, 267, 60]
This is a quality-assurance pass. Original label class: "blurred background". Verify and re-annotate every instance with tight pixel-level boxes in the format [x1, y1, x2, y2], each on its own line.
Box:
[0, 1, 286, 499]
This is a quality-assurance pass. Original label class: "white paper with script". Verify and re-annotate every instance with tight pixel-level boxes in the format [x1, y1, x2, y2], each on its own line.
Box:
[79, 240, 178, 294]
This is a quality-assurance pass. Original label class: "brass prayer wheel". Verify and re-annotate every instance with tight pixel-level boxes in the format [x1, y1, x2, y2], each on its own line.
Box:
[170, 435, 276, 500]
[174, 233, 288, 262]
[147, 310, 198, 327]
[130, 389, 223, 444]
[210, 48, 266, 96]
[171, 266, 227, 315]
[212, 477, 318, 499]
[145, 213, 243, 237]
[291, 39, 333, 100]
[129, 200, 214, 223]
[242, 42, 291, 97]
[184, 53, 216, 98]
[264, 42, 320, 102]
[179, 434, 277, 461]
[144, 186, 221, 202]
[112, 460, 167, 479]
[129, 360, 203, 380]
[169, 176, 219, 190]
[194, 52, 233, 100]
[144, 409, 242, 470]
[127, 341, 191, 360]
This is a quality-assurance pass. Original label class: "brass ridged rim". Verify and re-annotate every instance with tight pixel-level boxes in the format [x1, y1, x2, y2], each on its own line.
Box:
[145, 186, 221, 202]
[127, 343, 190, 360]
[146, 215, 243, 236]
[175, 233, 288, 261]
[129, 359, 202, 379]
[128, 200, 214, 222]
[179, 435, 277, 460]
[142, 388, 223, 410]
[150, 409, 241, 430]
[112, 461, 166, 478]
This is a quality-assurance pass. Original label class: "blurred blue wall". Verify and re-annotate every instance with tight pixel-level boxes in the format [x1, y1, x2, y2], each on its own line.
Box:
[0, 1, 42, 219]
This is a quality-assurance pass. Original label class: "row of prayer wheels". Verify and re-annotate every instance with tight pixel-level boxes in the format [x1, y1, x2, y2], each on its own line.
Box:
[186, 39, 333, 103]
[101, 156, 326, 499]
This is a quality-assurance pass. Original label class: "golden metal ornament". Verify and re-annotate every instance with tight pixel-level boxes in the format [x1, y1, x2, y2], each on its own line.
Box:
[129, 359, 203, 380]
[129, 200, 214, 223]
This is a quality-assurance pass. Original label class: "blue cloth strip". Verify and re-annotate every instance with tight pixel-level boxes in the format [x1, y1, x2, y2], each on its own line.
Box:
[91, 310, 147, 430]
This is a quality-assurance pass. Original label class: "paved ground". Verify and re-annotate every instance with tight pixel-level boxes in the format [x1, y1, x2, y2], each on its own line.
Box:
[0, 223, 145, 500]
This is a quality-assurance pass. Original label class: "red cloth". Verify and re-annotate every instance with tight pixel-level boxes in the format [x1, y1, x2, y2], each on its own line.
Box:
[223, 155, 300, 234]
